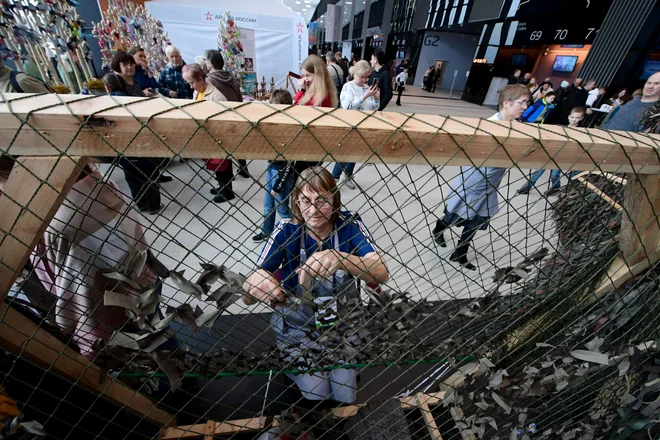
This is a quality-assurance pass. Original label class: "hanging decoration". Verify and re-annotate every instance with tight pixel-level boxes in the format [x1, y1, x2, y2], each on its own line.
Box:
[92, 2, 170, 77]
[216, 11, 245, 78]
[0, 0, 94, 93]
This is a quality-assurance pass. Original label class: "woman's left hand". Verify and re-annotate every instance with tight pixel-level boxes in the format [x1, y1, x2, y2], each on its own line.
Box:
[374, 89, 381, 100]
[298, 250, 343, 285]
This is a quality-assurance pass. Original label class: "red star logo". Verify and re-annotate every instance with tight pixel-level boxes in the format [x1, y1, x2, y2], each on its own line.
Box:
[297, 22, 304, 33]
[205, 11, 213, 21]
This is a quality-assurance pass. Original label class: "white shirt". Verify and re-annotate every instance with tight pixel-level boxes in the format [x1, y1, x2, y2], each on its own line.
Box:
[395, 72, 408, 85]
[586, 89, 600, 107]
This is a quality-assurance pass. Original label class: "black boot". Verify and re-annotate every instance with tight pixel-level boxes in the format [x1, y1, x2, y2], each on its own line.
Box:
[449, 243, 476, 271]
[432, 219, 448, 247]
[214, 166, 236, 203]
[449, 226, 477, 271]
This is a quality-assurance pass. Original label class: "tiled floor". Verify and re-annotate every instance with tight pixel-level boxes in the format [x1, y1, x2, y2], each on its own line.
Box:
[98, 89, 563, 320]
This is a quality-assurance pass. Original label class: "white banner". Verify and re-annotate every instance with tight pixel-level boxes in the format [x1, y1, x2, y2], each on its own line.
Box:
[200, 9, 259, 29]
[293, 18, 308, 74]
[325, 4, 341, 43]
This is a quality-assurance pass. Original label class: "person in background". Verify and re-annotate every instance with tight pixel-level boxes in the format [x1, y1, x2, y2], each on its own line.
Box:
[335, 51, 349, 83]
[203, 49, 250, 179]
[252, 89, 296, 242]
[159, 45, 193, 99]
[103, 72, 126, 96]
[395, 67, 408, 106]
[57, 50, 86, 94]
[243, 167, 389, 403]
[432, 84, 531, 271]
[603, 72, 660, 132]
[508, 69, 522, 85]
[532, 81, 553, 102]
[182, 63, 240, 204]
[369, 50, 392, 110]
[332, 60, 380, 190]
[0, 158, 155, 360]
[396, 59, 409, 76]
[601, 89, 632, 125]
[430, 65, 442, 92]
[129, 46, 163, 97]
[111, 51, 145, 98]
[553, 78, 592, 125]
[521, 92, 556, 124]
[587, 86, 607, 109]
[423, 66, 435, 91]
[295, 55, 337, 108]
[521, 72, 532, 85]
[0, 57, 50, 93]
[327, 50, 344, 106]
[518, 106, 586, 196]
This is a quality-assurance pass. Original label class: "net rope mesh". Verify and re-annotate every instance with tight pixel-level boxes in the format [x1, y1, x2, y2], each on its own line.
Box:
[0, 92, 659, 440]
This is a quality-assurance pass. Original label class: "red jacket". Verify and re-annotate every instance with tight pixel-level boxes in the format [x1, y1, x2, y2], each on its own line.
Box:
[294, 90, 333, 108]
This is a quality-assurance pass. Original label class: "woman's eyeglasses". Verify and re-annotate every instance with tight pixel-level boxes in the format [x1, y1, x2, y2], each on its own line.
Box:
[297, 197, 333, 210]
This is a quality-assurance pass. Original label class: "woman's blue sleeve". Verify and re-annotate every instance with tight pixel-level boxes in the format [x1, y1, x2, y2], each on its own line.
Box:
[256, 222, 288, 272]
[350, 218, 376, 256]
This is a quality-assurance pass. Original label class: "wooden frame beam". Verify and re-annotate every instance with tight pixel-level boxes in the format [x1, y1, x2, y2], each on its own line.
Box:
[1, 93, 659, 173]
[0, 156, 174, 426]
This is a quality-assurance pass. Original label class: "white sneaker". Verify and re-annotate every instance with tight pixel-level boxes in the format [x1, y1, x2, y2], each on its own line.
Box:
[343, 177, 356, 190]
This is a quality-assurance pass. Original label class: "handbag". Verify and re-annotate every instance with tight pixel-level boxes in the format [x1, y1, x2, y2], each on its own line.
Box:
[204, 158, 229, 172]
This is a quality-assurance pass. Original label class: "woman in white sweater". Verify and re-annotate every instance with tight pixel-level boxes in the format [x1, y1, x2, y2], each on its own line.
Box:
[332, 60, 380, 189]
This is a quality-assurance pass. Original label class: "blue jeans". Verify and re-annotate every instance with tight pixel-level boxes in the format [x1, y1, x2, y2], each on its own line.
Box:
[332, 162, 356, 179]
[262, 166, 294, 235]
[522, 169, 577, 190]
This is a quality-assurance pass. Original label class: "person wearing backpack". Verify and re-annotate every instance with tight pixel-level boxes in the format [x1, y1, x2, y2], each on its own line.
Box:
[0, 58, 51, 93]
[326, 51, 345, 107]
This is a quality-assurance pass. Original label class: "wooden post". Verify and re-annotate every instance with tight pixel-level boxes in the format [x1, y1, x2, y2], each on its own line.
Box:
[0, 156, 89, 297]
[0, 94, 659, 174]
[0, 156, 175, 426]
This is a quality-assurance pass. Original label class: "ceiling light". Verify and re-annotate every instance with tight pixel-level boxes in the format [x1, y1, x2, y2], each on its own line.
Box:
[345, 1, 352, 3]
[295, 1, 300, 3]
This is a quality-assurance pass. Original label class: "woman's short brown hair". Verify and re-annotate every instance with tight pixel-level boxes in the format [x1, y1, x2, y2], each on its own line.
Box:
[290, 167, 341, 224]
[498, 84, 532, 110]
[110, 51, 135, 73]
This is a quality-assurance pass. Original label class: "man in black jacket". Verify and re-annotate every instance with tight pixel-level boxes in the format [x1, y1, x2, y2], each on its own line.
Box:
[369, 50, 393, 110]
[554, 78, 593, 125]
[507, 69, 522, 85]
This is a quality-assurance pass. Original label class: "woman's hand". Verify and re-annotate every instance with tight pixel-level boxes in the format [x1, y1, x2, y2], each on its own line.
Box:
[363, 84, 378, 100]
[168, 90, 178, 98]
[242, 269, 285, 305]
[298, 250, 343, 285]
[143, 88, 153, 97]
[374, 88, 381, 101]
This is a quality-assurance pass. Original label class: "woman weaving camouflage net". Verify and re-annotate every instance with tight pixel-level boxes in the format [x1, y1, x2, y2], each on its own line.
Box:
[243, 167, 389, 403]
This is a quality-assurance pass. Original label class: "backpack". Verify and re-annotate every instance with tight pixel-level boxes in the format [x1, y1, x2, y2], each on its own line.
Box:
[9, 70, 53, 93]
[330, 64, 344, 107]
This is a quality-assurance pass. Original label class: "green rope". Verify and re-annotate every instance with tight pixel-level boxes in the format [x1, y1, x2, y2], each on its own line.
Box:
[117, 356, 476, 378]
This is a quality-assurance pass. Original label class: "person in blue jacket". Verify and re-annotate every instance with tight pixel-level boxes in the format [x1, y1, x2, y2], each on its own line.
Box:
[243, 167, 389, 403]
[433, 85, 532, 271]
[158, 46, 193, 99]
[129, 46, 166, 97]
[521, 92, 556, 123]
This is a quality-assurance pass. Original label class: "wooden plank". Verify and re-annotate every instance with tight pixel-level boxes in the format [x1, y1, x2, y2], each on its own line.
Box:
[415, 393, 443, 440]
[575, 176, 623, 212]
[159, 423, 208, 439]
[211, 418, 265, 435]
[1, 94, 659, 173]
[0, 156, 89, 299]
[204, 420, 216, 440]
[0, 304, 174, 426]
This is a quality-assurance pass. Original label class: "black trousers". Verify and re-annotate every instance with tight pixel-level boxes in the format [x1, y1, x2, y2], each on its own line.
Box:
[396, 86, 404, 104]
[119, 157, 161, 211]
[215, 161, 234, 197]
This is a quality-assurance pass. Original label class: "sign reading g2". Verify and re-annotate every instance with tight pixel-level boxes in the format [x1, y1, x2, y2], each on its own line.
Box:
[424, 35, 440, 46]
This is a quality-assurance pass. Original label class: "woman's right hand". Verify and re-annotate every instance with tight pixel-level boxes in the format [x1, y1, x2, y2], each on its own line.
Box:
[168, 90, 178, 98]
[363, 84, 378, 100]
[242, 269, 285, 305]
